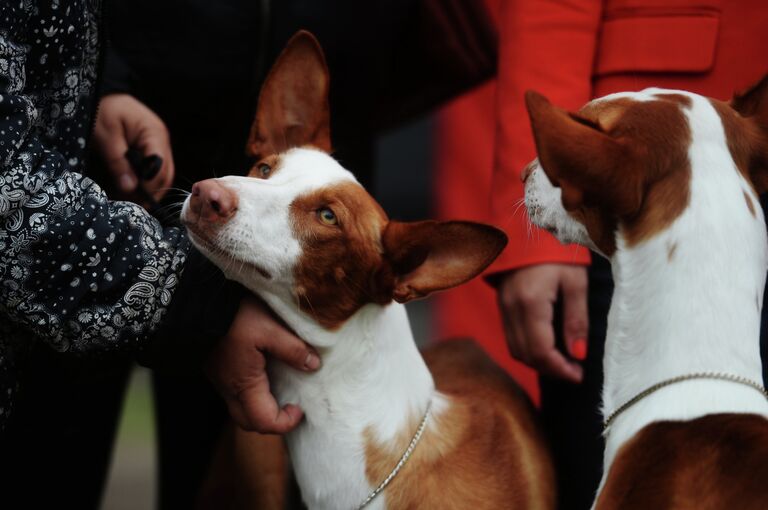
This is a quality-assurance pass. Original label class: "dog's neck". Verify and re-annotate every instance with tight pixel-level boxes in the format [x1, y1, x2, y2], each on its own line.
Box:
[601, 114, 768, 475]
[260, 289, 435, 510]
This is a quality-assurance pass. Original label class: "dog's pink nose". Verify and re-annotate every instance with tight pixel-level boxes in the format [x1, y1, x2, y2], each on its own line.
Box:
[189, 179, 238, 222]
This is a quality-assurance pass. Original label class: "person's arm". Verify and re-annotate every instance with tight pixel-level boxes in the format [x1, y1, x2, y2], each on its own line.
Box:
[491, 0, 603, 382]
[0, 17, 224, 356]
[0, 8, 319, 434]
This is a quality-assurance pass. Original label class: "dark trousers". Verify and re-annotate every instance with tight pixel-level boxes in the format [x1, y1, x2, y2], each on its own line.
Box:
[542, 249, 768, 510]
[152, 370, 228, 509]
[0, 348, 132, 509]
[0, 349, 228, 510]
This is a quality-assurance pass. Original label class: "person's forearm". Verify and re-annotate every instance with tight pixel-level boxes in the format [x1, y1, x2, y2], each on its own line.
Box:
[0, 35, 192, 354]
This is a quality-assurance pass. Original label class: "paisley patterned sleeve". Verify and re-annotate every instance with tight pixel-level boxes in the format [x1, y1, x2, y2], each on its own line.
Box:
[0, 29, 218, 355]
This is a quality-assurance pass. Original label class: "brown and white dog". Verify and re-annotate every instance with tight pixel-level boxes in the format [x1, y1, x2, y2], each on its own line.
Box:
[523, 78, 768, 509]
[183, 32, 554, 510]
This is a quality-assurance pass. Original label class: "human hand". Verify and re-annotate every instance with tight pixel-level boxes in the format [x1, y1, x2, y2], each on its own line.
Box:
[206, 294, 321, 434]
[497, 264, 588, 383]
[92, 93, 175, 206]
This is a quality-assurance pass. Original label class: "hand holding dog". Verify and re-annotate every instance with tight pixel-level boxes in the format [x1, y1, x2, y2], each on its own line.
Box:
[207, 294, 321, 434]
[497, 264, 588, 383]
[92, 93, 175, 205]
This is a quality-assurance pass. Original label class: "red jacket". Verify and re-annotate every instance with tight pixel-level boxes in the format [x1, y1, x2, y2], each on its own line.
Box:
[434, 0, 768, 399]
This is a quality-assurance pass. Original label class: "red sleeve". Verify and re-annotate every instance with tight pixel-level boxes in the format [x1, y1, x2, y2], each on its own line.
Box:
[488, 0, 604, 275]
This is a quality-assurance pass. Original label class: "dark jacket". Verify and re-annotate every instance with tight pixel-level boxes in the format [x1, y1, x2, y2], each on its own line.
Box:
[103, 0, 388, 190]
[0, 0, 240, 430]
[102, 0, 496, 192]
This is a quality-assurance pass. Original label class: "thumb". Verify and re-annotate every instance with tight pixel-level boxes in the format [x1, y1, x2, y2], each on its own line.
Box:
[95, 121, 137, 194]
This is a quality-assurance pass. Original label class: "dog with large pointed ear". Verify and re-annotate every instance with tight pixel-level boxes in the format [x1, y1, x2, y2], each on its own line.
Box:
[246, 30, 332, 161]
[523, 91, 646, 218]
[526, 74, 768, 218]
[195, 29, 508, 328]
[522, 76, 768, 256]
[521, 90, 652, 256]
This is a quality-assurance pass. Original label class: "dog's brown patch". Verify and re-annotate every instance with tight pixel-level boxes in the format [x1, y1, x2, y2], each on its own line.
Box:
[609, 98, 692, 246]
[711, 99, 757, 185]
[570, 207, 618, 257]
[596, 414, 768, 510]
[744, 190, 757, 217]
[290, 182, 391, 329]
[728, 75, 768, 193]
[711, 98, 768, 193]
[198, 426, 289, 510]
[577, 97, 637, 132]
[667, 242, 678, 262]
[364, 341, 555, 509]
[290, 184, 507, 328]
[654, 93, 693, 109]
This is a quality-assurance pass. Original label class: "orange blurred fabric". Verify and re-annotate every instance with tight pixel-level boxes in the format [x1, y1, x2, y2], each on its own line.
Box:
[433, 0, 768, 401]
[434, 78, 540, 402]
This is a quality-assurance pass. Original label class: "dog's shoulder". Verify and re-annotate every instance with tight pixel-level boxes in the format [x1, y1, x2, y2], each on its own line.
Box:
[422, 338, 529, 405]
[410, 339, 555, 509]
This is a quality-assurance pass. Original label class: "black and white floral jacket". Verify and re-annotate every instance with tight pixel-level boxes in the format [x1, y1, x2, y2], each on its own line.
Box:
[0, 1, 240, 429]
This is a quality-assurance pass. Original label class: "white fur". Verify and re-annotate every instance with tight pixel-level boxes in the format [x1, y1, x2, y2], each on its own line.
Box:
[525, 89, 768, 506]
[182, 147, 441, 509]
[524, 158, 598, 254]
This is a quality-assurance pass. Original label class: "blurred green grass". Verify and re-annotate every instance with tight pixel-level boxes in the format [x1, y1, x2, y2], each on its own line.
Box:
[101, 367, 156, 510]
[116, 368, 155, 443]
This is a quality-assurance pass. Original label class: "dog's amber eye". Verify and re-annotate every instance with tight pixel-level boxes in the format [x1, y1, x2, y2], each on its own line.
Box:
[318, 207, 337, 225]
[257, 163, 272, 178]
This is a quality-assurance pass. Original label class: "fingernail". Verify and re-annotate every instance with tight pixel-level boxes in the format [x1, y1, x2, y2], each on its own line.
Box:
[120, 174, 136, 191]
[571, 338, 588, 361]
[304, 353, 321, 371]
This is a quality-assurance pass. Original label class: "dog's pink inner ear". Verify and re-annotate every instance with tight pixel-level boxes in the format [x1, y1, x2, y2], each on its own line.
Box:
[246, 30, 332, 159]
[525, 90, 640, 216]
[382, 220, 507, 303]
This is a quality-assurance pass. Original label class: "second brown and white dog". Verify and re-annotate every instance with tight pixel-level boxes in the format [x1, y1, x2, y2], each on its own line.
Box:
[183, 32, 554, 510]
[523, 79, 768, 509]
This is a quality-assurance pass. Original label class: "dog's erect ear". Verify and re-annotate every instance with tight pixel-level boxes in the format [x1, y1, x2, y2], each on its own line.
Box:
[382, 220, 507, 303]
[730, 74, 768, 192]
[525, 91, 640, 216]
[732, 74, 768, 119]
[246, 31, 332, 159]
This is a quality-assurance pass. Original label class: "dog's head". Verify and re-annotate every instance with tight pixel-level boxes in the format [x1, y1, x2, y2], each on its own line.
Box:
[181, 31, 507, 330]
[523, 77, 768, 257]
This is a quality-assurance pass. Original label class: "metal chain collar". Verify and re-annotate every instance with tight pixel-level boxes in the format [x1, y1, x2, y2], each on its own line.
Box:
[603, 372, 768, 433]
[356, 401, 432, 509]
